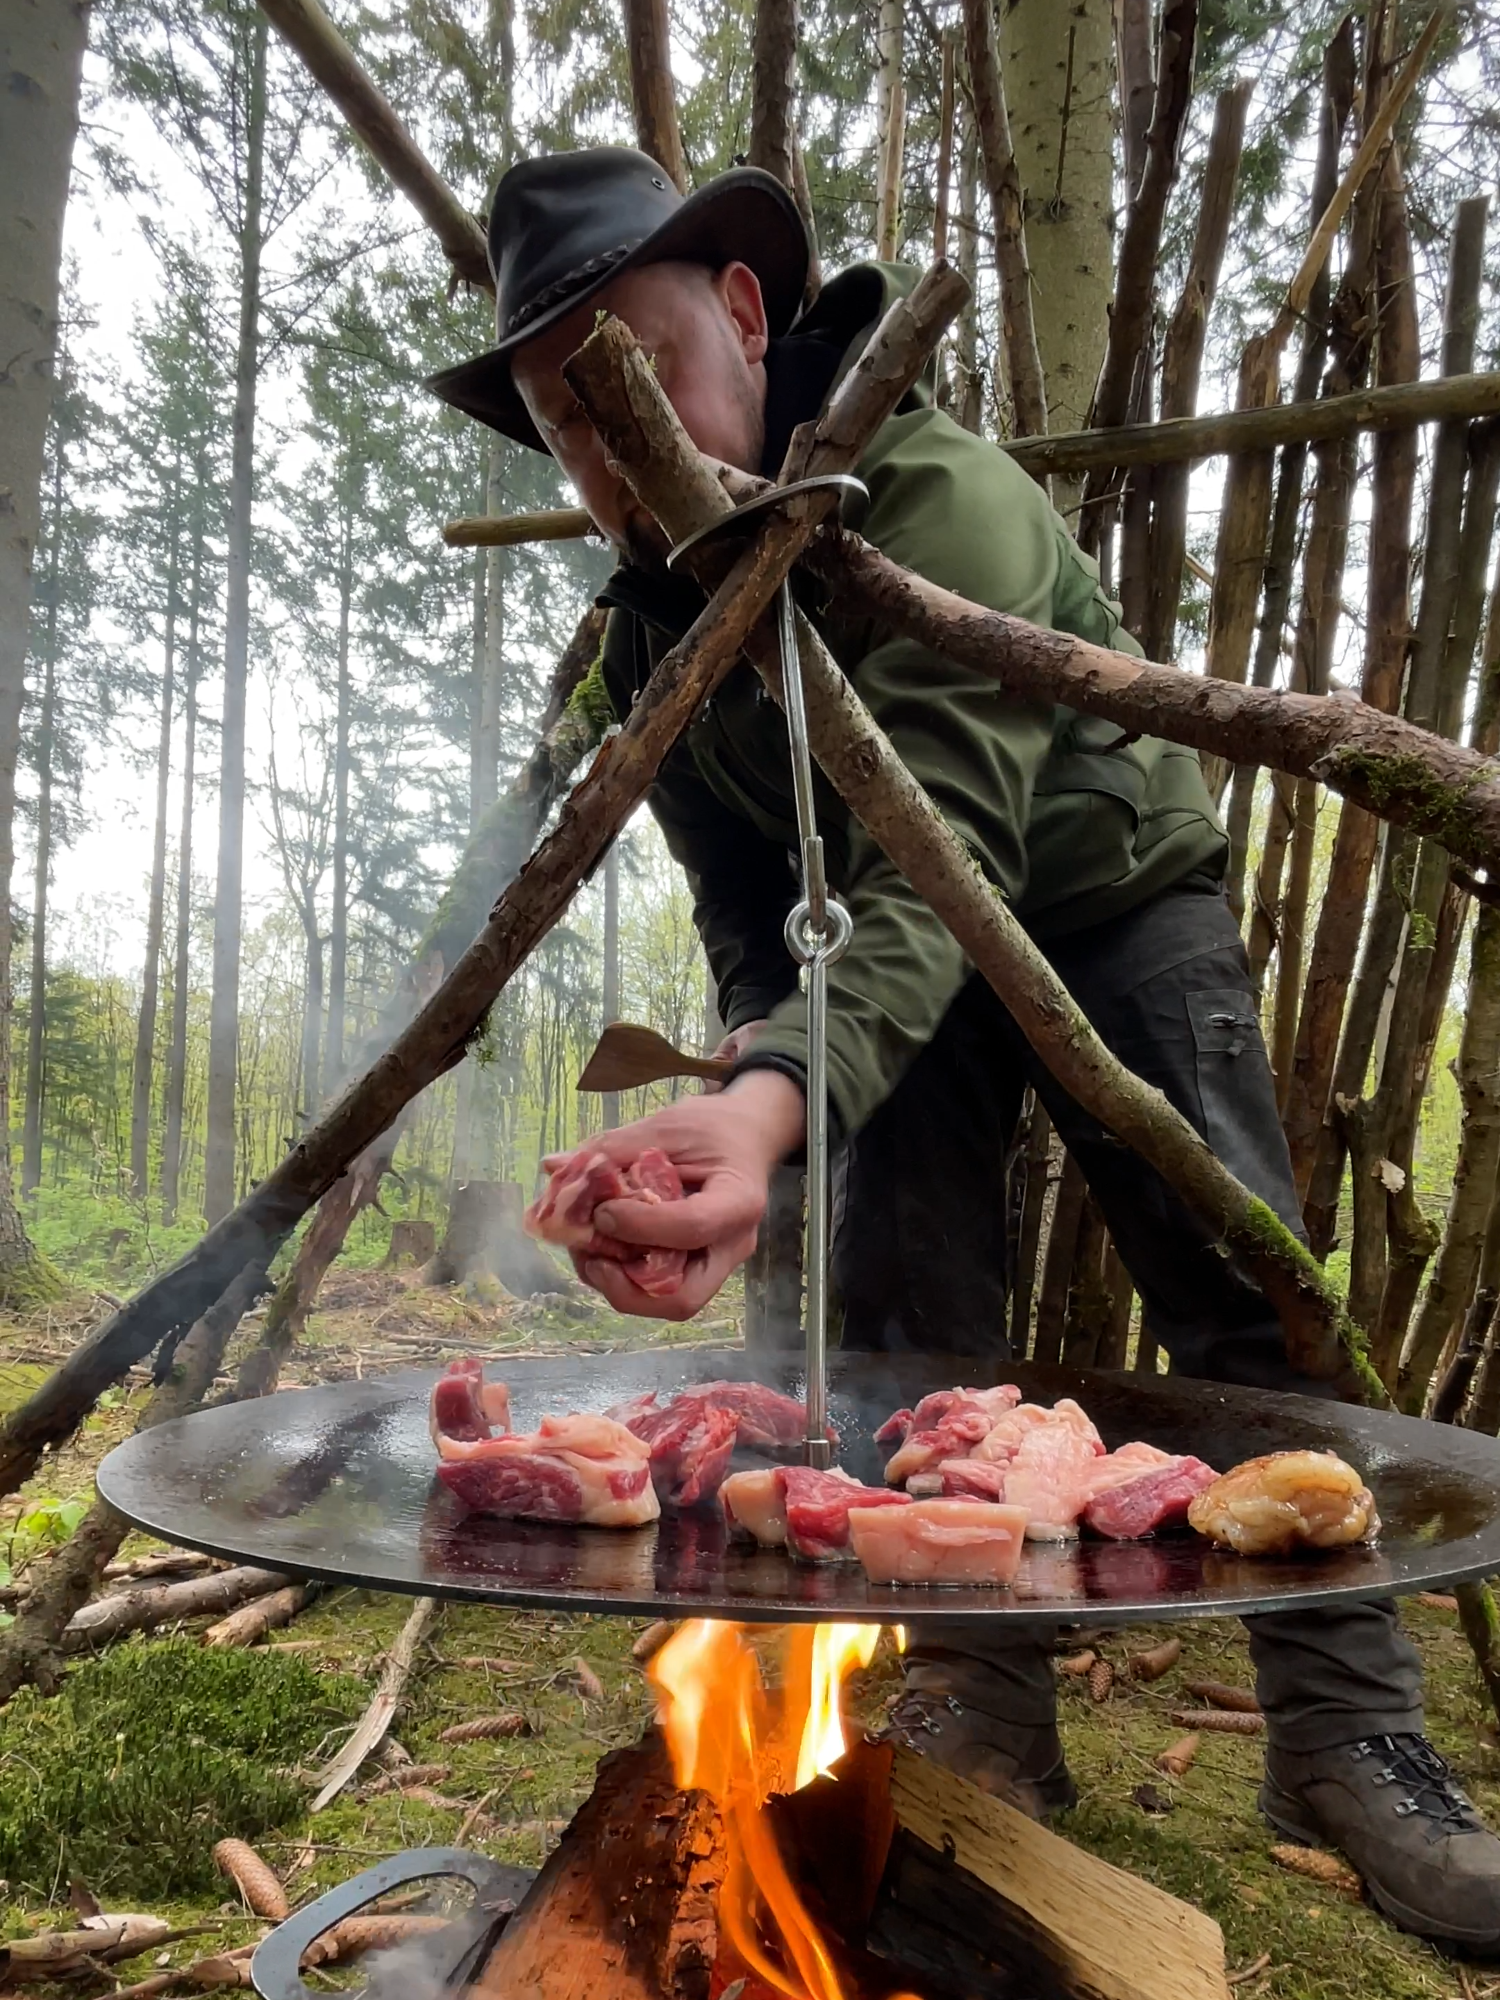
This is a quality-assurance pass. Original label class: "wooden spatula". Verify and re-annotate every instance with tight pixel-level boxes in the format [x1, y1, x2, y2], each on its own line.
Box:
[577, 1021, 734, 1093]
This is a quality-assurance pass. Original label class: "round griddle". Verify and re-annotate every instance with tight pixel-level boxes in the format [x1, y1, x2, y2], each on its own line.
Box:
[96, 1349, 1500, 1627]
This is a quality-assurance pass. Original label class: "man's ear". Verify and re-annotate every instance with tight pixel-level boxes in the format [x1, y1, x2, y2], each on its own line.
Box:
[717, 261, 770, 366]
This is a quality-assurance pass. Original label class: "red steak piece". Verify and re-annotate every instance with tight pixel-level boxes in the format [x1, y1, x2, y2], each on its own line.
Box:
[606, 1381, 823, 1510]
[1083, 1456, 1219, 1541]
[524, 1147, 688, 1297]
[781, 1466, 910, 1563]
[436, 1411, 660, 1528]
[430, 1357, 511, 1444]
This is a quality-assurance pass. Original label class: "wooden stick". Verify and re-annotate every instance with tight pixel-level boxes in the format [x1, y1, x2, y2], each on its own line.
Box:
[312, 1595, 439, 1811]
[259, 0, 490, 287]
[960, 0, 1047, 441]
[65, 1565, 288, 1647]
[623, 0, 688, 192]
[443, 507, 594, 548]
[570, 319, 1383, 1394]
[748, 0, 798, 191]
[445, 371, 1500, 553]
[204, 1581, 311, 1648]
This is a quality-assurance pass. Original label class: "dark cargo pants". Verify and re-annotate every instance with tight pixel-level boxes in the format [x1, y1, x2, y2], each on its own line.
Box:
[833, 883, 1421, 1752]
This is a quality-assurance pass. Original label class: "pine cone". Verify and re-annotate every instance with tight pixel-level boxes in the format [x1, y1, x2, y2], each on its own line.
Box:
[1088, 1657, 1115, 1703]
[1169, 1707, 1265, 1735]
[439, 1712, 532, 1743]
[1184, 1679, 1260, 1713]
[1155, 1732, 1200, 1777]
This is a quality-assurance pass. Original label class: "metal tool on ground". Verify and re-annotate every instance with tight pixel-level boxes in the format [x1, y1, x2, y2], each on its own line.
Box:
[576, 1021, 732, 1093]
[668, 473, 867, 1470]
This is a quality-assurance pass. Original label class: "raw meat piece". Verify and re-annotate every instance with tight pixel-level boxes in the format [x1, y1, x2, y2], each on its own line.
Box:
[1084, 1456, 1219, 1540]
[782, 1467, 911, 1563]
[1081, 1441, 1173, 1499]
[876, 1383, 1022, 1447]
[721, 1467, 788, 1547]
[524, 1147, 687, 1298]
[971, 1397, 1104, 1466]
[1003, 1427, 1102, 1540]
[436, 1411, 660, 1528]
[849, 1499, 1029, 1587]
[429, 1357, 511, 1446]
[624, 1398, 739, 1509]
[1188, 1451, 1379, 1555]
[933, 1458, 1010, 1501]
[606, 1381, 822, 1509]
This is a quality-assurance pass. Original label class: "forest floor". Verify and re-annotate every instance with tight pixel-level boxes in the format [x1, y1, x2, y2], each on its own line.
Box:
[2, 1270, 1498, 2000]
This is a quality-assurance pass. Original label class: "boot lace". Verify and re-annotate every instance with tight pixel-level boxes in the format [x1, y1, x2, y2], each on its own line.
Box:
[1354, 1734, 1484, 1836]
[881, 1686, 965, 1750]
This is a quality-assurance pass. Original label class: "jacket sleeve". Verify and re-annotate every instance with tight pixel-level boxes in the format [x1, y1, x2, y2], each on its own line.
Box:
[648, 746, 801, 1032]
[739, 410, 1115, 1138]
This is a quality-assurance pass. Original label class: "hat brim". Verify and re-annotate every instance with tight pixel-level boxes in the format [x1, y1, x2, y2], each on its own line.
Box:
[426, 166, 810, 453]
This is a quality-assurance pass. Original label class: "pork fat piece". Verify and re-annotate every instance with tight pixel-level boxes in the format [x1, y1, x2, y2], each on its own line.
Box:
[524, 1146, 688, 1297]
[721, 1467, 789, 1547]
[1187, 1450, 1379, 1555]
[721, 1465, 909, 1561]
[849, 1499, 1029, 1586]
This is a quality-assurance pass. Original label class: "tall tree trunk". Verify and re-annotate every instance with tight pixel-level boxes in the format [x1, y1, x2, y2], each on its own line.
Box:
[602, 840, 621, 1131]
[323, 523, 353, 1089]
[999, 0, 1113, 500]
[961, 0, 1047, 445]
[873, 0, 904, 260]
[162, 561, 201, 1225]
[131, 462, 182, 1195]
[299, 897, 324, 1123]
[0, 0, 88, 1293]
[622, 0, 687, 192]
[21, 431, 64, 1199]
[203, 14, 268, 1225]
[950, 113, 984, 434]
[748, 0, 797, 191]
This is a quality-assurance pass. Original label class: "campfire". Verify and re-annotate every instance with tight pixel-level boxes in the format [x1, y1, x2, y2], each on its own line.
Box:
[648, 1619, 905, 2000]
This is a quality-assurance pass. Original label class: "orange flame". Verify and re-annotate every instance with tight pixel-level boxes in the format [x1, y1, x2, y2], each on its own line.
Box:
[650, 1619, 881, 2000]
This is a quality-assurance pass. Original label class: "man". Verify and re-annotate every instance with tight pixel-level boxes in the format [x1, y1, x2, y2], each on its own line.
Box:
[431, 144, 1500, 1946]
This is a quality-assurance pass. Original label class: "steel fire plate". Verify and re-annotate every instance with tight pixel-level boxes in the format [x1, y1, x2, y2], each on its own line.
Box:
[96, 1349, 1500, 1627]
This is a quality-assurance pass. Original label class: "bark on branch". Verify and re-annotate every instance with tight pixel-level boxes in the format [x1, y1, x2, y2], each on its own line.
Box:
[806, 531, 1500, 887]
[260, 0, 491, 288]
[0, 278, 961, 1499]
[569, 312, 1383, 1397]
[623, 0, 688, 192]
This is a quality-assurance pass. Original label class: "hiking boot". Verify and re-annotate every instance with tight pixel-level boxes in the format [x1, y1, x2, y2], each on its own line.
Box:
[1262, 1733, 1500, 1950]
[881, 1646, 1078, 1818]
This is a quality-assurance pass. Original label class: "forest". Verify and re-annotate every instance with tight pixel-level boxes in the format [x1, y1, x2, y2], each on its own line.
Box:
[4, 0, 1500, 1995]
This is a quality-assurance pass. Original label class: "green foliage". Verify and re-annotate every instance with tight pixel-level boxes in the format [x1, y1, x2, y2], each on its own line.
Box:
[0, 1639, 364, 1901]
[0, 1497, 89, 1630]
[25, 1178, 207, 1289]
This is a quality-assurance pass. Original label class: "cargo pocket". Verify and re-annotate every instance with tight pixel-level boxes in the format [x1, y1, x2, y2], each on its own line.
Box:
[1186, 988, 1305, 1235]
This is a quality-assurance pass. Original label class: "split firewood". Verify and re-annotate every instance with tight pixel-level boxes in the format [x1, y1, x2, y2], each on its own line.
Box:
[1128, 1636, 1182, 1682]
[204, 1582, 311, 1649]
[311, 1594, 438, 1811]
[458, 1654, 528, 1673]
[1269, 1844, 1361, 1898]
[1184, 1680, 1261, 1713]
[65, 1566, 288, 1647]
[631, 1619, 677, 1664]
[439, 1711, 532, 1742]
[1156, 1733, 1201, 1777]
[1058, 1648, 1097, 1677]
[213, 1838, 289, 1921]
[1089, 1657, 1116, 1703]
[571, 1656, 605, 1703]
[367, 1761, 452, 1794]
[302, 1914, 449, 1966]
[1170, 1708, 1266, 1735]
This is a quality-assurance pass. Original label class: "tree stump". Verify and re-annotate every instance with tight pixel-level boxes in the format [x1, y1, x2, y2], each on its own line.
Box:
[383, 1218, 437, 1269]
[428, 1181, 564, 1296]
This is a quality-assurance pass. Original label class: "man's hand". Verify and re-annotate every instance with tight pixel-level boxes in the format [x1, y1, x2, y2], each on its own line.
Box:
[704, 1017, 767, 1091]
[544, 1070, 805, 1320]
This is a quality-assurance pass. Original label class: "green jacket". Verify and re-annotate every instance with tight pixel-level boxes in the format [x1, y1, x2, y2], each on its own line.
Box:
[598, 265, 1227, 1140]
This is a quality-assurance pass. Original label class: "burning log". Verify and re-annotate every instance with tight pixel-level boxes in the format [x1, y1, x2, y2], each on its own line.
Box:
[474, 1730, 724, 2000]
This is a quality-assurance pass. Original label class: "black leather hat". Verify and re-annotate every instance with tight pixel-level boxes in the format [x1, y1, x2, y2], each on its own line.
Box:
[427, 145, 811, 453]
